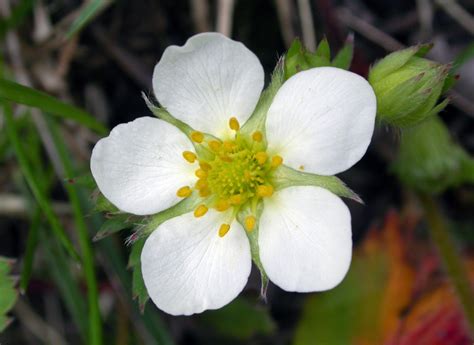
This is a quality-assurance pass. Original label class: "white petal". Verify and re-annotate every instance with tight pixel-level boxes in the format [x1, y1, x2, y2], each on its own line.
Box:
[141, 210, 251, 315]
[259, 186, 352, 292]
[153, 32, 264, 138]
[266, 67, 376, 175]
[90, 117, 196, 215]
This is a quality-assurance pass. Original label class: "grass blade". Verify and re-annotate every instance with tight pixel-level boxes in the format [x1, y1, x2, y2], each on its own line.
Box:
[3, 101, 79, 260]
[0, 79, 107, 134]
[45, 115, 103, 345]
[19, 206, 41, 293]
[67, 0, 113, 38]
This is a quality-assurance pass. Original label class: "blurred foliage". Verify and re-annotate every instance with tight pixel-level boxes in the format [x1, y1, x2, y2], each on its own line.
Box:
[0, 257, 17, 332]
[198, 298, 275, 340]
[67, 0, 113, 38]
[294, 211, 473, 345]
[392, 115, 474, 194]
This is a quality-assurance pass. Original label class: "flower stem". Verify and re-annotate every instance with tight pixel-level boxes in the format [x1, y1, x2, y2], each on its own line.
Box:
[419, 193, 474, 332]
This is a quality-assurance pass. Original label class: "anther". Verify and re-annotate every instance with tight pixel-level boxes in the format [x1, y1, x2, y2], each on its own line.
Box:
[230, 194, 243, 205]
[209, 140, 222, 152]
[195, 169, 207, 179]
[257, 185, 274, 198]
[195, 179, 208, 190]
[252, 131, 263, 142]
[229, 117, 240, 131]
[219, 223, 231, 237]
[176, 186, 192, 198]
[215, 200, 230, 212]
[223, 140, 234, 152]
[190, 131, 204, 143]
[255, 152, 268, 165]
[182, 151, 197, 163]
[245, 216, 256, 232]
[199, 161, 212, 171]
[271, 155, 283, 168]
[194, 204, 208, 218]
[199, 187, 211, 197]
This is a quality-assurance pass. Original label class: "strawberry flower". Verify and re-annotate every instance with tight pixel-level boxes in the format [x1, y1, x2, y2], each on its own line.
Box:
[91, 33, 376, 315]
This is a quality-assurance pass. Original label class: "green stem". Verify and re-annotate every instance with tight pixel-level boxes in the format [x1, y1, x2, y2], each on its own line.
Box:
[419, 193, 474, 332]
[45, 115, 103, 345]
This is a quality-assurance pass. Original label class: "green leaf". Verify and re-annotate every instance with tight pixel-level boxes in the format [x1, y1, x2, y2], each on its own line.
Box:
[284, 38, 331, 80]
[316, 37, 331, 60]
[272, 165, 362, 203]
[93, 215, 134, 241]
[0, 257, 17, 332]
[331, 35, 354, 70]
[67, 0, 113, 38]
[128, 239, 149, 312]
[241, 60, 285, 138]
[0, 78, 107, 134]
[199, 298, 275, 340]
[293, 251, 388, 345]
[237, 202, 269, 298]
[132, 264, 149, 313]
[128, 238, 145, 268]
[94, 192, 119, 213]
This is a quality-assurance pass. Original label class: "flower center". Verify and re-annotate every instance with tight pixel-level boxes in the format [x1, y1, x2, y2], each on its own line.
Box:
[176, 117, 283, 237]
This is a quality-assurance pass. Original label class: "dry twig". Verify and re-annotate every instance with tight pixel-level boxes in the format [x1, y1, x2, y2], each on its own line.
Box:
[216, 0, 235, 37]
[298, 0, 316, 51]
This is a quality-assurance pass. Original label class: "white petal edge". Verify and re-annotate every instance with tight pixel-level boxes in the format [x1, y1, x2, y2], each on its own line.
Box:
[266, 67, 376, 175]
[259, 186, 352, 292]
[141, 210, 251, 315]
[153, 32, 264, 138]
[90, 117, 196, 215]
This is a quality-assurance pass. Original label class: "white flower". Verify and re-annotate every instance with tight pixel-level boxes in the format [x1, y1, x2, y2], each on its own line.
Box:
[91, 33, 376, 316]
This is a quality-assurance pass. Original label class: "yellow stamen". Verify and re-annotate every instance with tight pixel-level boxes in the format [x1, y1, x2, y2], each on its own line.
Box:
[223, 140, 234, 152]
[229, 117, 240, 131]
[199, 161, 212, 171]
[195, 169, 207, 179]
[195, 179, 208, 190]
[219, 223, 231, 237]
[182, 151, 197, 163]
[252, 131, 263, 142]
[271, 155, 283, 168]
[209, 140, 222, 152]
[245, 216, 256, 232]
[199, 187, 211, 197]
[255, 151, 268, 165]
[215, 199, 230, 212]
[230, 194, 243, 205]
[190, 131, 204, 143]
[194, 204, 208, 218]
[176, 186, 192, 198]
[257, 185, 274, 198]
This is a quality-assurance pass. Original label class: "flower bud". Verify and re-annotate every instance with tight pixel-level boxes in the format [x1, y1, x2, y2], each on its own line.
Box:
[369, 45, 451, 128]
[392, 115, 474, 194]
